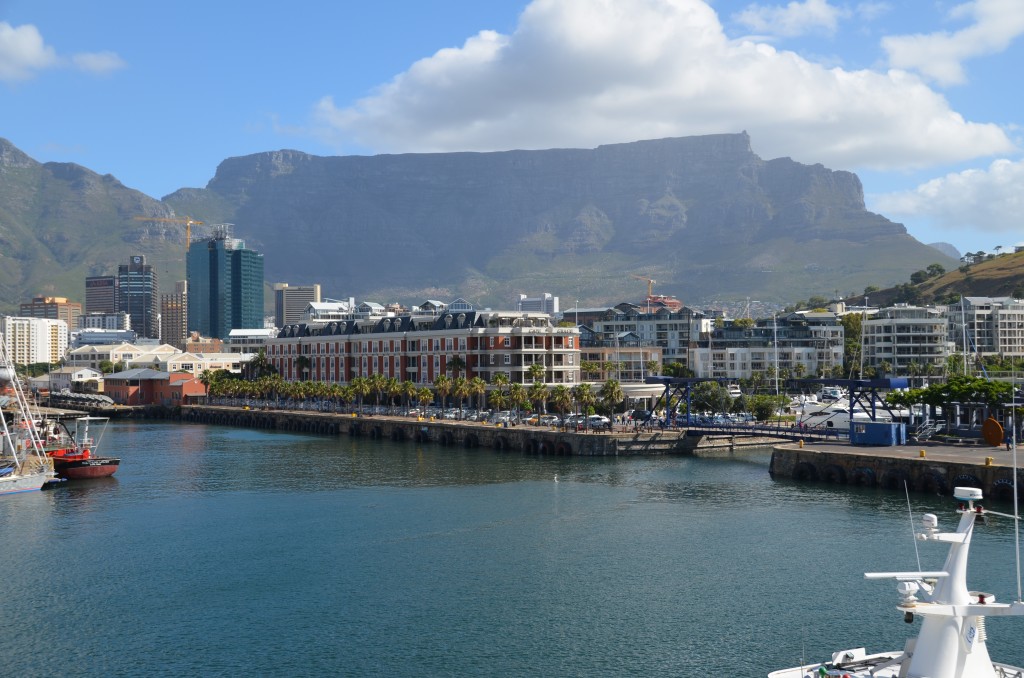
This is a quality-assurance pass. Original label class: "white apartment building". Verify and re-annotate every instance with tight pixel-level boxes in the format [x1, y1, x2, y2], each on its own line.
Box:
[588, 304, 704, 367]
[950, 296, 1024, 359]
[862, 304, 951, 373]
[1, 315, 69, 365]
[225, 328, 278, 354]
[688, 313, 844, 380]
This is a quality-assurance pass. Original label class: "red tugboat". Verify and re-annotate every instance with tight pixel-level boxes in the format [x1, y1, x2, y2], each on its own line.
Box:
[45, 417, 119, 480]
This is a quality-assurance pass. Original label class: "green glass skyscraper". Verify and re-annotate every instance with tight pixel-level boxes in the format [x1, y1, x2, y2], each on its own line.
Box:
[186, 228, 264, 339]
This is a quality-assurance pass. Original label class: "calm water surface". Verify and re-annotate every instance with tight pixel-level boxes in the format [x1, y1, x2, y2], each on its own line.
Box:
[3, 421, 1023, 677]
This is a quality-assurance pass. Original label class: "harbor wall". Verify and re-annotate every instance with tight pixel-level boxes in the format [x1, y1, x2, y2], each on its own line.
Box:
[151, 405, 721, 457]
[770, 444, 1024, 500]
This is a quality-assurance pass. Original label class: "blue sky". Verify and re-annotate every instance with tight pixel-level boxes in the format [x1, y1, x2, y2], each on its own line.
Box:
[2, 0, 1022, 256]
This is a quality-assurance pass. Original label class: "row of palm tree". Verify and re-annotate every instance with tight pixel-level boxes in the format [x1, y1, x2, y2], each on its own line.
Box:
[202, 368, 628, 423]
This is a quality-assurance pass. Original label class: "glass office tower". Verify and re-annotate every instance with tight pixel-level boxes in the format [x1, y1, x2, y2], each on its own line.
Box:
[187, 229, 264, 339]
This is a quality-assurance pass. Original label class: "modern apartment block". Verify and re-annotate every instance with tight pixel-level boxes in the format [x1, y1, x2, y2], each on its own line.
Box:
[160, 280, 188, 349]
[266, 307, 580, 386]
[85, 275, 118, 314]
[118, 255, 159, 339]
[187, 227, 265, 339]
[19, 295, 82, 330]
[586, 303, 705, 368]
[80, 311, 131, 330]
[0, 316, 69, 365]
[862, 304, 951, 373]
[951, 296, 1024, 359]
[688, 313, 845, 380]
[274, 283, 321, 327]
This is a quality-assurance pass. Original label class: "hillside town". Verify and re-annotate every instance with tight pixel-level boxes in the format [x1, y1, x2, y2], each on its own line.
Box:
[3, 228, 1024, 409]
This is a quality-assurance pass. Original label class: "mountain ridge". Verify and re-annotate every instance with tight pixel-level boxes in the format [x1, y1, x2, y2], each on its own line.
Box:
[0, 133, 955, 313]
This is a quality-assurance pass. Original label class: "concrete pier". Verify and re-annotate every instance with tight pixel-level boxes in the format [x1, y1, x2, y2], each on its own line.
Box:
[770, 440, 1024, 499]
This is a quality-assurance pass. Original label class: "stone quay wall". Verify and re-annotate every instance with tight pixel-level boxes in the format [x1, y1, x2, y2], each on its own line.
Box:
[146, 405, 734, 457]
[770, 443, 1024, 500]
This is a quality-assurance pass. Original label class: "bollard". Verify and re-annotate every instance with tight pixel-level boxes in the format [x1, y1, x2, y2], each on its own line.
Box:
[799, 439, 804, 448]
[919, 449, 927, 458]
[986, 456, 994, 466]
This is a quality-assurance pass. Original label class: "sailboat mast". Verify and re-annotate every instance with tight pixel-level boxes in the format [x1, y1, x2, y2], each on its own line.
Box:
[961, 295, 968, 376]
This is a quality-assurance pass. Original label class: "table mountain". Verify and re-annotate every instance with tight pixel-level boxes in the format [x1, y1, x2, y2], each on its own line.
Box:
[0, 133, 954, 313]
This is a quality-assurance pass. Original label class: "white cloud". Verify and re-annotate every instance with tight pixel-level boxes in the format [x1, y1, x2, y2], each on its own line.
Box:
[72, 51, 126, 75]
[873, 158, 1024, 236]
[0, 21, 124, 83]
[882, 0, 1024, 86]
[855, 2, 891, 22]
[312, 0, 1012, 172]
[733, 0, 848, 37]
[0, 22, 58, 82]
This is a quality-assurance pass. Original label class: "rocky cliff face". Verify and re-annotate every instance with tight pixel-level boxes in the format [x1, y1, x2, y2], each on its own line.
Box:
[169, 132, 941, 306]
[0, 134, 954, 313]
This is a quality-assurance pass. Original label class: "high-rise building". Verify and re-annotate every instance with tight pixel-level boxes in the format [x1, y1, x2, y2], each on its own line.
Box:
[19, 296, 82, 329]
[85, 276, 118, 314]
[515, 293, 559, 315]
[1, 316, 69, 365]
[187, 228, 264, 339]
[118, 255, 159, 339]
[161, 280, 188, 350]
[274, 283, 321, 327]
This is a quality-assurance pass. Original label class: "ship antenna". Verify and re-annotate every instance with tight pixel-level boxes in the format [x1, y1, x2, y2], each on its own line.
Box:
[905, 480, 923, 574]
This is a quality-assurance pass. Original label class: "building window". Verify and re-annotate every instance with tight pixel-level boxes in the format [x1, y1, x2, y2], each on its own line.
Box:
[503, 354, 511, 365]
[503, 337, 510, 347]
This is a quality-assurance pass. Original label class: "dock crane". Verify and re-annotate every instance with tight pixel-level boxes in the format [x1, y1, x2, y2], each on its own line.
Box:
[630, 274, 656, 298]
[133, 216, 204, 251]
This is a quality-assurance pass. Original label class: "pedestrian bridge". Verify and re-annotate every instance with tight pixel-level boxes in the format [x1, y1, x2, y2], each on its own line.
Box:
[669, 421, 846, 443]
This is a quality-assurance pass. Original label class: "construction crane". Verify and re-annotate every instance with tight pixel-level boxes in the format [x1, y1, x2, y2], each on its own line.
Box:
[133, 216, 204, 251]
[630, 274, 656, 298]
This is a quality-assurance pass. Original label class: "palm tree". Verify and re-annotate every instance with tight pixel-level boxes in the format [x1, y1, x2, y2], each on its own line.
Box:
[452, 376, 470, 418]
[349, 376, 371, 412]
[528, 381, 548, 419]
[488, 388, 508, 413]
[368, 373, 387, 411]
[599, 379, 624, 417]
[433, 374, 453, 411]
[528, 362, 545, 384]
[572, 383, 596, 427]
[416, 386, 434, 412]
[469, 376, 487, 412]
[401, 380, 418, 414]
[385, 377, 402, 414]
[550, 385, 572, 423]
[508, 382, 526, 422]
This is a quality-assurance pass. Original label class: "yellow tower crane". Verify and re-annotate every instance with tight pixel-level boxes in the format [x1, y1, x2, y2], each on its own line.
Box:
[630, 274, 656, 298]
[133, 216, 204, 251]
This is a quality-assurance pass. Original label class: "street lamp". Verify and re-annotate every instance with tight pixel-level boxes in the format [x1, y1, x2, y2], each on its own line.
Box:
[575, 300, 579, 327]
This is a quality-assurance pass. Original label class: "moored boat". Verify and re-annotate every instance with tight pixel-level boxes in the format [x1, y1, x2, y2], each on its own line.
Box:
[769, 486, 1024, 678]
[0, 345, 57, 495]
[45, 416, 119, 480]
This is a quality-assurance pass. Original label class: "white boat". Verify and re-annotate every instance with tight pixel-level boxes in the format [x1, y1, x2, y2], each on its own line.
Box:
[797, 402, 889, 430]
[770, 487, 1024, 678]
[0, 343, 56, 496]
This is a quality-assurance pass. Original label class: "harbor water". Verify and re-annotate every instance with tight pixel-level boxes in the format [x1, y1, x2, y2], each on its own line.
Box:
[3, 421, 1024, 677]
